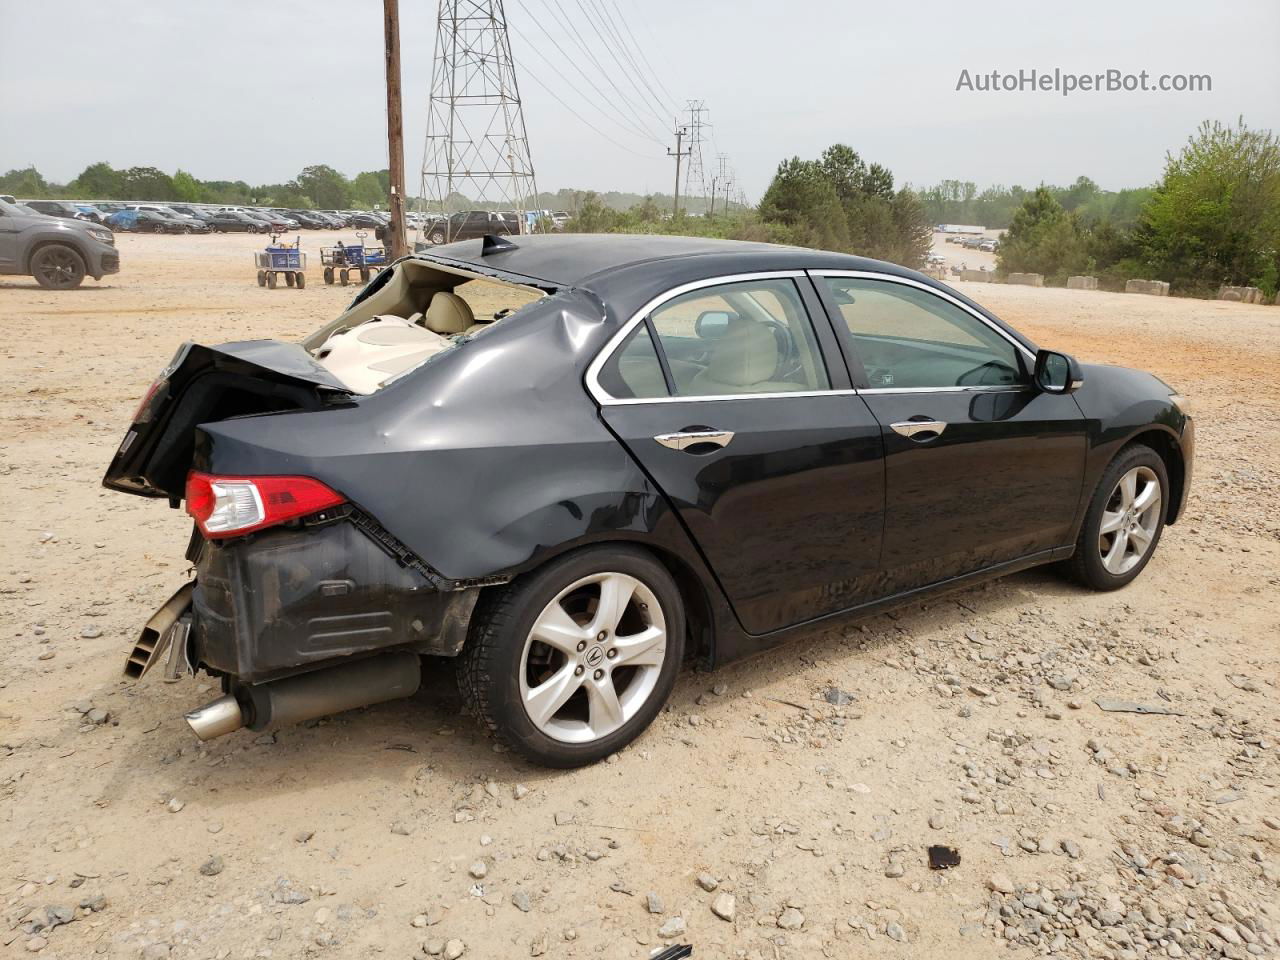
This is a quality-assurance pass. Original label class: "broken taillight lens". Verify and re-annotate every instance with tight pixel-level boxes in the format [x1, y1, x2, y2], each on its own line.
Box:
[184, 471, 345, 539]
[131, 377, 168, 423]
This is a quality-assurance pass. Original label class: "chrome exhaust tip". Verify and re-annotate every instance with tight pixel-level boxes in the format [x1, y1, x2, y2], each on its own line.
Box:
[184, 694, 244, 741]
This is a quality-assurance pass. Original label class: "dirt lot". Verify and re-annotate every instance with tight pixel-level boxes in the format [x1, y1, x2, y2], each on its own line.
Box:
[2, 232, 1278, 960]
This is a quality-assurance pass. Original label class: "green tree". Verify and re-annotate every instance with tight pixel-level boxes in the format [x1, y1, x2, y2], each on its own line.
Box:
[0, 166, 50, 198]
[68, 162, 122, 198]
[295, 165, 352, 209]
[758, 157, 851, 251]
[997, 186, 1091, 281]
[172, 169, 203, 203]
[118, 166, 177, 201]
[350, 169, 390, 208]
[1135, 117, 1280, 294]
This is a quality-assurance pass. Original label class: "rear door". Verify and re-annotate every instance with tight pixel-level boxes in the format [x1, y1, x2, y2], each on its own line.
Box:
[811, 272, 1086, 594]
[592, 272, 885, 635]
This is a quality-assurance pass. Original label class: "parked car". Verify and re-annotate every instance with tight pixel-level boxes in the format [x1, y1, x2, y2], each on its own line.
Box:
[103, 235, 1193, 767]
[422, 209, 517, 244]
[207, 210, 269, 233]
[278, 209, 328, 229]
[349, 211, 389, 229]
[170, 204, 217, 226]
[22, 199, 94, 222]
[73, 204, 108, 223]
[0, 196, 118, 289]
[109, 208, 187, 234]
[127, 205, 209, 233]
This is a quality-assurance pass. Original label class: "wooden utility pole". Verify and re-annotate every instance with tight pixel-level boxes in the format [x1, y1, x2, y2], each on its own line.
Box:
[708, 176, 718, 219]
[667, 126, 689, 219]
[383, 0, 408, 260]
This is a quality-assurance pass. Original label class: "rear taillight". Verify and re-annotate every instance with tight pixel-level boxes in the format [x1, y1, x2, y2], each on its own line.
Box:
[184, 471, 345, 539]
[132, 377, 168, 423]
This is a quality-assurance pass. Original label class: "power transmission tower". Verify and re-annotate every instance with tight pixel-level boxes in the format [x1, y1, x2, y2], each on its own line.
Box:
[709, 153, 728, 217]
[420, 0, 541, 240]
[667, 125, 690, 219]
[684, 100, 709, 210]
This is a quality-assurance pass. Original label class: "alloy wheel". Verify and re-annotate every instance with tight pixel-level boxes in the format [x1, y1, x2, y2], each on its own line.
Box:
[34, 248, 84, 289]
[1098, 465, 1161, 575]
[519, 571, 666, 744]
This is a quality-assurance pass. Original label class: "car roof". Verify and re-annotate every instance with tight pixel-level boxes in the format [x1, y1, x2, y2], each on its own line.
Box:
[413, 233, 924, 289]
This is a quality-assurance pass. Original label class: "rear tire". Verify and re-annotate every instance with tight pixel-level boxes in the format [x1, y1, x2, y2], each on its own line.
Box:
[457, 545, 684, 768]
[295, 271, 305, 289]
[339, 269, 349, 286]
[256, 270, 266, 287]
[31, 244, 87, 290]
[323, 267, 334, 285]
[267, 272, 277, 289]
[285, 272, 295, 287]
[1065, 444, 1168, 590]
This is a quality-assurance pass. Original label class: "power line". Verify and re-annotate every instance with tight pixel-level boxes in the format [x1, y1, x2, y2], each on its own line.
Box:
[517, 59, 663, 159]
[571, 0, 671, 130]
[587, 0, 680, 121]
[540, 0, 670, 142]
[507, 9, 664, 147]
[608, 0, 681, 113]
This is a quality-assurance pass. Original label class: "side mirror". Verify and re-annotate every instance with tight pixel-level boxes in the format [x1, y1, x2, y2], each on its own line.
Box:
[695, 310, 736, 339]
[1034, 349, 1084, 395]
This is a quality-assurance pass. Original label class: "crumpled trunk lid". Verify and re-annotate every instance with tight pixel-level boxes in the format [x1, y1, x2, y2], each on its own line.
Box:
[102, 340, 352, 500]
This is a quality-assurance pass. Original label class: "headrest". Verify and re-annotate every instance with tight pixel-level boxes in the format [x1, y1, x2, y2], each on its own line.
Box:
[424, 292, 475, 334]
[705, 322, 778, 386]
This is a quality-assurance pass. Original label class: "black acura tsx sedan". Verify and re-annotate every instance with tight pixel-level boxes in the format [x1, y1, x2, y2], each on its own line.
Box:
[104, 234, 1193, 767]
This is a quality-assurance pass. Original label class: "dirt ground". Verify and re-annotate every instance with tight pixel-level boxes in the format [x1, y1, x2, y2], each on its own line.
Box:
[1, 232, 1278, 960]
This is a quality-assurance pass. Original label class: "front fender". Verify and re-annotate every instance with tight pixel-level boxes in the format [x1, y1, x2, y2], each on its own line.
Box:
[1072, 363, 1192, 525]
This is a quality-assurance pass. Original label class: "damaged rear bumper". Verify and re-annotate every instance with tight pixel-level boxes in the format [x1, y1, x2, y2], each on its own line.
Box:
[129, 519, 480, 689]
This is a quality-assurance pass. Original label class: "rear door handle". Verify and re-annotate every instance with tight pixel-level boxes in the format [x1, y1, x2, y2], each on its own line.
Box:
[890, 419, 947, 440]
[654, 430, 735, 451]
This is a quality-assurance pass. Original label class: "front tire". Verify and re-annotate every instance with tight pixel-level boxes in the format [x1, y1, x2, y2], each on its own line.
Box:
[458, 546, 685, 768]
[1066, 444, 1168, 590]
[31, 244, 87, 290]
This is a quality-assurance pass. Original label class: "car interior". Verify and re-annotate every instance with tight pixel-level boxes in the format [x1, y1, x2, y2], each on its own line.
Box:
[822, 277, 1025, 389]
[602, 280, 830, 399]
[307, 259, 543, 394]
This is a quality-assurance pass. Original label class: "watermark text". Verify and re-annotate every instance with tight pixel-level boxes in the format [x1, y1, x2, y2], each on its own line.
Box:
[955, 68, 1211, 96]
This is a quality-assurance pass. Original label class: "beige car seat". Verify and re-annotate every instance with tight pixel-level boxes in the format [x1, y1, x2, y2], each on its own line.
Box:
[687, 321, 805, 395]
[424, 291, 491, 336]
[314, 315, 451, 394]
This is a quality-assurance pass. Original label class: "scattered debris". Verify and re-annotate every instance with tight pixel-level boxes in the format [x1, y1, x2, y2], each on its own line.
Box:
[1094, 697, 1186, 716]
[927, 845, 960, 870]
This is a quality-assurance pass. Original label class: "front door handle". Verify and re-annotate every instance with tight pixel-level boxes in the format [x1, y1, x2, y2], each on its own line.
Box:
[654, 430, 735, 451]
[890, 419, 947, 440]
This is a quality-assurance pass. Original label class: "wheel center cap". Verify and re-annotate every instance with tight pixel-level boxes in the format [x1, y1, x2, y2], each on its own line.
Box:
[584, 646, 604, 668]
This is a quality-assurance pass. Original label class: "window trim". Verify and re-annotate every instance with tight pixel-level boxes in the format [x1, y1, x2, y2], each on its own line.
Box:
[585, 270, 856, 405]
[809, 269, 1037, 394]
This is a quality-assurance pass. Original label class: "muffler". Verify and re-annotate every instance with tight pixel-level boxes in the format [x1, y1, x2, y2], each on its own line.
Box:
[184, 651, 421, 741]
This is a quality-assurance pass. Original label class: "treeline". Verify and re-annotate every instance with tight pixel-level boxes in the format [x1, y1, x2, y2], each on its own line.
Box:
[917, 177, 1153, 230]
[997, 119, 1280, 295]
[561, 144, 932, 269]
[0, 162, 392, 210]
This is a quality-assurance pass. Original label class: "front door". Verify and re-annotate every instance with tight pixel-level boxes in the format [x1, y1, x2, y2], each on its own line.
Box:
[594, 273, 885, 635]
[0, 208, 22, 269]
[812, 272, 1087, 594]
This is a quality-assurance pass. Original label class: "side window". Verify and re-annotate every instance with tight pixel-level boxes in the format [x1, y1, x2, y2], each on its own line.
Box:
[819, 277, 1024, 389]
[646, 278, 830, 397]
[596, 323, 669, 400]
